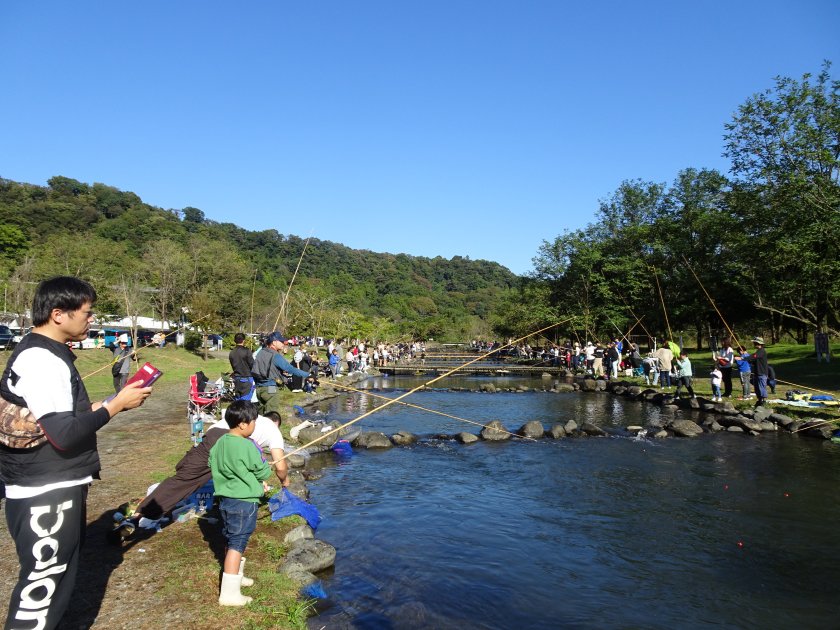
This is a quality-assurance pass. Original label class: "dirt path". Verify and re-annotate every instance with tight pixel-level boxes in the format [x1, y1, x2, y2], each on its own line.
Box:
[0, 380, 201, 629]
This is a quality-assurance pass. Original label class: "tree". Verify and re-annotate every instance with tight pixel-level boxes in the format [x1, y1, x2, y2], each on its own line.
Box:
[143, 239, 190, 327]
[723, 63, 840, 333]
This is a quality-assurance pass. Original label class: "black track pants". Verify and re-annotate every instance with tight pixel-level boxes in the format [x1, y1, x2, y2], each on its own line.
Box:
[4, 484, 88, 630]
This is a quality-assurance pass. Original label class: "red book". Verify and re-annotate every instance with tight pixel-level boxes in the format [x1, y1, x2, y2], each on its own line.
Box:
[125, 362, 163, 388]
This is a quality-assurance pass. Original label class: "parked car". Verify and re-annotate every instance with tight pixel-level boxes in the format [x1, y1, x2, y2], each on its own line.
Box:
[0, 325, 15, 350]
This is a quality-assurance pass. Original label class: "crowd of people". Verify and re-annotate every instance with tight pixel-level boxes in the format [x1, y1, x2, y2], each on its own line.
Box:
[471, 335, 776, 404]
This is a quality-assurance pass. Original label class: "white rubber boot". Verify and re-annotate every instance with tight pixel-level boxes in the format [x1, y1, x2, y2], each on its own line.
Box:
[239, 557, 254, 588]
[219, 572, 252, 606]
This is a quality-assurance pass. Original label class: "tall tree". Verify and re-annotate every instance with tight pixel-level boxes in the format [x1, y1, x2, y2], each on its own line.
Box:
[723, 63, 840, 333]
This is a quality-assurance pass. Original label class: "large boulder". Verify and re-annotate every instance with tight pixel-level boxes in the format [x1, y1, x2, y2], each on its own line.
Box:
[283, 524, 314, 545]
[555, 383, 575, 393]
[278, 539, 336, 575]
[626, 386, 643, 397]
[355, 432, 394, 449]
[286, 453, 307, 468]
[286, 471, 309, 500]
[669, 419, 704, 437]
[564, 419, 578, 434]
[519, 421, 545, 439]
[753, 407, 773, 422]
[455, 432, 479, 444]
[480, 420, 512, 441]
[579, 422, 606, 437]
[720, 416, 763, 432]
[479, 383, 497, 393]
[770, 413, 794, 427]
[579, 379, 597, 392]
[390, 431, 418, 446]
[296, 426, 338, 449]
[594, 380, 607, 392]
[547, 423, 566, 439]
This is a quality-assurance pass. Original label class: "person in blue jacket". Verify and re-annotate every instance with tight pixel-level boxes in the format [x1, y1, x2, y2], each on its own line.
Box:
[250, 331, 312, 415]
[735, 347, 752, 400]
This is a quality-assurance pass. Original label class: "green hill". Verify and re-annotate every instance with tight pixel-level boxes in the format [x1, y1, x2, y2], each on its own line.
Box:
[0, 176, 518, 341]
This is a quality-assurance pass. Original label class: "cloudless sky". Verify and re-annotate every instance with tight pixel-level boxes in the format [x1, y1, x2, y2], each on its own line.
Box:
[1, 1, 837, 275]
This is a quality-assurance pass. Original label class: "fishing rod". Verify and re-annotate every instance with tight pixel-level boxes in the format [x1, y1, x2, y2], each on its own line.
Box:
[651, 266, 672, 341]
[791, 417, 840, 433]
[273, 234, 313, 331]
[281, 319, 571, 460]
[81, 314, 210, 381]
[774, 378, 836, 397]
[681, 255, 743, 349]
[597, 269, 655, 341]
[330, 382, 535, 441]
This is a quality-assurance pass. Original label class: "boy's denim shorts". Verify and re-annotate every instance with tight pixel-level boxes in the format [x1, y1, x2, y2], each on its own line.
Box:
[219, 497, 258, 553]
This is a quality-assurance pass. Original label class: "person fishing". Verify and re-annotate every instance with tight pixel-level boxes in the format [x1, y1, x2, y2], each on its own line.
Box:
[251, 331, 313, 415]
[714, 337, 735, 398]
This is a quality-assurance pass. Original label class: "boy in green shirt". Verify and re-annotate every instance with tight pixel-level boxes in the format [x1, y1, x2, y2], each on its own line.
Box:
[209, 401, 272, 606]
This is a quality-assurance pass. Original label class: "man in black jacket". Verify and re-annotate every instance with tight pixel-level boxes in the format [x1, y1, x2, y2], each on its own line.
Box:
[0, 276, 151, 630]
[228, 332, 255, 400]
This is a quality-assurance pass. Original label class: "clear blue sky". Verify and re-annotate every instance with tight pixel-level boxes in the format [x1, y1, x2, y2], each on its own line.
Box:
[1, 1, 837, 275]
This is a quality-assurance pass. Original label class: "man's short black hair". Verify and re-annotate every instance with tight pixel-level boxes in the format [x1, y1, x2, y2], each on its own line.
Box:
[264, 411, 281, 425]
[224, 400, 258, 428]
[234, 332, 246, 344]
[32, 276, 97, 326]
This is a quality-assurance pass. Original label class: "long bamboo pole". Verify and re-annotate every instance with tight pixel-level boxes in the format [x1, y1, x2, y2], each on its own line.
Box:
[330, 382, 534, 441]
[273, 235, 313, 332]
[281, 320, 570, 460]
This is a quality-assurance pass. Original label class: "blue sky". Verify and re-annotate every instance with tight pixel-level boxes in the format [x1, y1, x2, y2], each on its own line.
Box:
[1, 1, 837, 275]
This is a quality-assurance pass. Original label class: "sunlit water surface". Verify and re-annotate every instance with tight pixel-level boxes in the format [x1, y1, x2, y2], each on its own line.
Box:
[302, 376, 840, 629]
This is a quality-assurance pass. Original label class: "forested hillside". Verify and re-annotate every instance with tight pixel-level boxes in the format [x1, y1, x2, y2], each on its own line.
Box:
[0, 178, 517, 341]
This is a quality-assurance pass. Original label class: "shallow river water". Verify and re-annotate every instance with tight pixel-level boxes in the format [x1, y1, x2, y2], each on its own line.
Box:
[303, 376, 840, 629]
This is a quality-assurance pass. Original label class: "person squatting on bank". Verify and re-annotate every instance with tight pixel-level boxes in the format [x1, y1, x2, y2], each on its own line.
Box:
[0, 276, 152, 630]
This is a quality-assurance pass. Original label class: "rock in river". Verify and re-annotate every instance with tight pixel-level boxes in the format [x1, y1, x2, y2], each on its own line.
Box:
[480, 420, 512, 441]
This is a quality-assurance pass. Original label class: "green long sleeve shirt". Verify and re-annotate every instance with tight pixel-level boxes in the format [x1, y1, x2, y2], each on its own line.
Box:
[209, 433, 272, 502]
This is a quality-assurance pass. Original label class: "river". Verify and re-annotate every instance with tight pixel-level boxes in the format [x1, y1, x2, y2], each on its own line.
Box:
[302, 375, 839, 629]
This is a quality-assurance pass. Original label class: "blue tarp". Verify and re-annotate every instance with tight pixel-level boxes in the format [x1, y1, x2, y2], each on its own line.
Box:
[268, 488, 322, 530]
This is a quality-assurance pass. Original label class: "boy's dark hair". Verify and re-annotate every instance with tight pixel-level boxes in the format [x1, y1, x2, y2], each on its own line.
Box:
[234, 332, 246, 344]
[225, 400, 258, 428]
[32, 276, 97, 326]
[264, 411, 281, 425]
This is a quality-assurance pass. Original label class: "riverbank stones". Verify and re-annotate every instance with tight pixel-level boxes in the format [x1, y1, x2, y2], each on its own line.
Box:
[580, 422, 606, 437]
[481, 420, 511, 441]
[355, 432, 393, 449]
[564, 419, 578, 434]
[548, 424, 567, 438]
[284, 524, 315, 545]
[669, 419, 704, 437]
[279, 539, 337, 576]
[519, 421, 545, 439]
[456, 432, 480, 444]
[390, 431, 418, 446]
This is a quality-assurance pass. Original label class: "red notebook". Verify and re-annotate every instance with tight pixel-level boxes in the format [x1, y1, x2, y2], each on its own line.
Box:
[125, 362, 163, 388]
[105, 362, 162, 403]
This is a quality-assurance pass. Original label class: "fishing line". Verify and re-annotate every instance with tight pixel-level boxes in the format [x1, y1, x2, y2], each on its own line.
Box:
[280, 319, 570, 460]
[651, 266, 672, 341]
[273, 234, 313, 332]
[330, 382, 535, 441]
[80, 314, 210, 381]
[681, 255, 743, 349]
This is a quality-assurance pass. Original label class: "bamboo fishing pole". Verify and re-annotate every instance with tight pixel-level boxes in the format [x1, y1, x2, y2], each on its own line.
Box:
[681, 255, 742, 349]
[273, 234, 313, 332]
[81, 314, 211, 380]
[330, 382, 534, 441]
[281, 319, 570, 460]
[651, 266, 672, 341]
